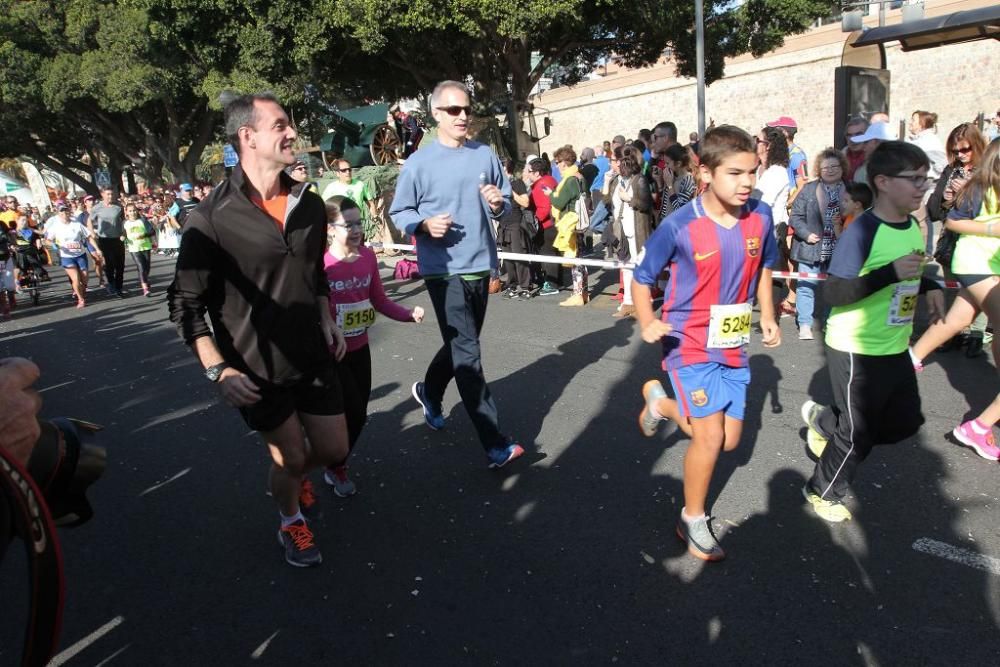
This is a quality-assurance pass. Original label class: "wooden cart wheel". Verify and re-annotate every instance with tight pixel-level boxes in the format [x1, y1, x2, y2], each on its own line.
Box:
[370, 125, 400, 165]
[321, 150, 336, 172]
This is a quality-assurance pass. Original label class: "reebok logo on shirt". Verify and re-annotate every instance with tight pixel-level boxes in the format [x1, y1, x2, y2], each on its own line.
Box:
[329, 274, 372, 292]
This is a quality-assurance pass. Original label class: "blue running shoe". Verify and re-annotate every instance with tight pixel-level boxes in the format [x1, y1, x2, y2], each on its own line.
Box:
[411, 381, 445, 430]
[486, 440, 525, 469]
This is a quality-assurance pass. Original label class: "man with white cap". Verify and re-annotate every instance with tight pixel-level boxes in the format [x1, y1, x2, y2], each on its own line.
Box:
[849, 122, 895, 186]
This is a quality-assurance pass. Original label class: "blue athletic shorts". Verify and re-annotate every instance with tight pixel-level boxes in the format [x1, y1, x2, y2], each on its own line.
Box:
[667, 362, 750, 421]
[60, 255, 88, 271]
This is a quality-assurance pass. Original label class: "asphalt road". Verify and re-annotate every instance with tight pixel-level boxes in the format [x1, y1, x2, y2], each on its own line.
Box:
[1, 254, 998, 666]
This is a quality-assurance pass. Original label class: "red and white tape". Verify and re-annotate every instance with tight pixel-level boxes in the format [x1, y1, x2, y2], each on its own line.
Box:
[369, 244, 962, 288]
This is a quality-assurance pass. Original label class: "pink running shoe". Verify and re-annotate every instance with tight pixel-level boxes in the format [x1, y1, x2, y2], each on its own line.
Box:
[953, 420, 1000, 461]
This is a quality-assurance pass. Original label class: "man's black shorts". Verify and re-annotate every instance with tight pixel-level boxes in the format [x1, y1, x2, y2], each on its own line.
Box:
[238, 369, 344, 433]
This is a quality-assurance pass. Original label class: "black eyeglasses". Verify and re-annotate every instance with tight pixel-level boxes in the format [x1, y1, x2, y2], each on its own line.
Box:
[436, 106, 472, 117]
[955, 146, 972, 154]
[337, 167, 352, 173]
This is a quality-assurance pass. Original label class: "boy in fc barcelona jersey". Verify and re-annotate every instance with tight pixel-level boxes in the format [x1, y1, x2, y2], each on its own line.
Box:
[633, 126, 781, 561]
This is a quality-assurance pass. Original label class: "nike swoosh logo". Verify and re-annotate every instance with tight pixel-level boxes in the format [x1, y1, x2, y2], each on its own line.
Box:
[694, 250, 719, 261]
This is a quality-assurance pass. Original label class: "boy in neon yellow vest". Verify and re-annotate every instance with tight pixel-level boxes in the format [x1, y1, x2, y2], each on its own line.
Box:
[799, 141, 945, 523]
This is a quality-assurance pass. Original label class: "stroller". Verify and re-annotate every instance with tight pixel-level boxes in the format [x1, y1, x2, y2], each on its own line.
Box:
[14, 242, 48, 307]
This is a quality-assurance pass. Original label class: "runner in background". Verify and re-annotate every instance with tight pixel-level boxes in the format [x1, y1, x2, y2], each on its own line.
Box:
[634, 126, 781, 561]
[321, 196, 424, 496]
[122, 203, 156, 297]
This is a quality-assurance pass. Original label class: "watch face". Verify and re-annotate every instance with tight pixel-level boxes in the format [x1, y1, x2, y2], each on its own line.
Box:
[206, 365, 223, 382]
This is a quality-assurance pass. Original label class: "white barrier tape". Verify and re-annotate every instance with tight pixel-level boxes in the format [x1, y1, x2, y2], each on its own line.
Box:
[370, 242, 633, 270]
[772, 270, 961, 289]
[370, 244, 962, 288]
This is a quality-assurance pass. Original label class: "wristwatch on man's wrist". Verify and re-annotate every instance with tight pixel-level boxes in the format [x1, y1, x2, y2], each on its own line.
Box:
[204, 362, 228, 382]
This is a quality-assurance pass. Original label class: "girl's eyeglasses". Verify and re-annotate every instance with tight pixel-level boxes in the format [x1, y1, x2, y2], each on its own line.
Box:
[329, 221, 363, 229]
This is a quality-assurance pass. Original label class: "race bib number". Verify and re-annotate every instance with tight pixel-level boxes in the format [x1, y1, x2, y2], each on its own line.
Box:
[707, 303, 752, 349]
[888, 283, 919, 326]
[336, 299, 376, 337]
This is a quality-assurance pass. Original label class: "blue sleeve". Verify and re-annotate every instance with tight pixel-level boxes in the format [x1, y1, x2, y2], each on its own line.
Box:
[947, 190, 981, 220]
[389, 162, 424, 237]
[168, 203, 180, 217]
[634, 220, 677, 286]
[827, 215, 876, 279]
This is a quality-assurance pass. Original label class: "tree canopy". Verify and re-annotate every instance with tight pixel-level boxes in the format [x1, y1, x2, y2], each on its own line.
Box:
[1, 0, 838, 192]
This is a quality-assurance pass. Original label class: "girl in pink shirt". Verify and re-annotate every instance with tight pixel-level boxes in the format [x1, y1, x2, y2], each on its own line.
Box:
[323, 196, 424, 495]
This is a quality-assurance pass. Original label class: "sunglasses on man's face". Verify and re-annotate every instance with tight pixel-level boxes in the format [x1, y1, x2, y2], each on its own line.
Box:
[436, 106, 472, 117]
[337, 167, 352, 173]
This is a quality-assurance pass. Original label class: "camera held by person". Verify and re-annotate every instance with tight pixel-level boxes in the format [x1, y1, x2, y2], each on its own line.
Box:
[1, 357, 106, 667]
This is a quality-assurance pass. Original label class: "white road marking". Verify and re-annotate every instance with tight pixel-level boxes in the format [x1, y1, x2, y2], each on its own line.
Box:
[139, 468, 191, 497]
[0, 328, 53, 343]
[251, 630, 280, 659]
[912, 538, 1000, 576]
[93, 644, 132, 667]
[38, 380, 77, 393]
[48, 616, 124, 666]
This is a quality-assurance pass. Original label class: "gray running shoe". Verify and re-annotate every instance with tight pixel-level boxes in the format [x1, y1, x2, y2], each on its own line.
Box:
[324, 465, 357, 497]
[639, 379, 668, 437]
[277, 519, 323, 567]
[676, 514, 725, 561]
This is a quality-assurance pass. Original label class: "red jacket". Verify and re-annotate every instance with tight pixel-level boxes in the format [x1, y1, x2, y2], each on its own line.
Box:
[530, 175, 558, 229]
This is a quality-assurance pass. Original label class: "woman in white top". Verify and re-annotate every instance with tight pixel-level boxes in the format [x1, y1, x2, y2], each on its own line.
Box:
[754, 127, 792, 318]
[754, 127, 790, 226]
[43, 205, 100, 309]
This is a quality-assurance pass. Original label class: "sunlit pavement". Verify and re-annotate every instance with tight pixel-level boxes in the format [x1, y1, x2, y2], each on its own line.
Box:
[2, 255, 998, 665]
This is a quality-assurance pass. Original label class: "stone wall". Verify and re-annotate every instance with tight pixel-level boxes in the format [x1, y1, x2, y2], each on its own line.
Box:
[534, 0, 999, 167]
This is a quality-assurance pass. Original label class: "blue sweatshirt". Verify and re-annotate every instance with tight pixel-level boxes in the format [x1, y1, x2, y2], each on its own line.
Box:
[391, 140, 511, 276]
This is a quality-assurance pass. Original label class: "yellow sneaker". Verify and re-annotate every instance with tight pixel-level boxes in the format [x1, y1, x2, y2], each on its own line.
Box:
[801, 400, 829, 459]
[802, 486, 852, 523]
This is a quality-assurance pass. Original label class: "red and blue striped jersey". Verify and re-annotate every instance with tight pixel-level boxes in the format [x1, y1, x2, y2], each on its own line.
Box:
[634, 196, 777, 371]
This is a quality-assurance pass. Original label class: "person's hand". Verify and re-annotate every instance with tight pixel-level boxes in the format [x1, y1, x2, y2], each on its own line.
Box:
[422, 213, 453, 238]
[640, 319, 672, 343]
[411, 306, 425, 323]
[541, 186, 553, 197]
[891, 252, 927, 280]
[0, 358, 42, 467]
[651, 166, 663, 186]
[925, 289, 945, 324]
[806, 233, 820, 244]
[217, 368, 261, 408]
[760, 316, 781, 348]
[323, 322, 347, 361]
[604, 171, 615, 183]
[943, 185, 955, 202]
[480, 184, 504, 213]
[831, 212, 842, 228]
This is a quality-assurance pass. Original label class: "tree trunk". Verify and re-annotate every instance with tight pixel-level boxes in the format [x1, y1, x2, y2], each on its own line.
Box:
[26, 151, 98, 197]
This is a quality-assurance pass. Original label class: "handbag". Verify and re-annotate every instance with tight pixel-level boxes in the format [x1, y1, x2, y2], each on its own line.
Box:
[933, 228, 958, 270]
[393, 258, 420, 280]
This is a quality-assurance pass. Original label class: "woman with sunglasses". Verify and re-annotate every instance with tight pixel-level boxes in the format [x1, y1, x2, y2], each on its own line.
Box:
[913, 139, 1000, 460]
[321, 196, 424, 497]
[915, 124, 990, 359]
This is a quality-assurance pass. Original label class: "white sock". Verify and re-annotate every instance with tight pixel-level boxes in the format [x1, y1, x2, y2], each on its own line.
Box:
[970, 419, 989, 435]
[280, 511, 305, 527]
[681, 508, 705, 523]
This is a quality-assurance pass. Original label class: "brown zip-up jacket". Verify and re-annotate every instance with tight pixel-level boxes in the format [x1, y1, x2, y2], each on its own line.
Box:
[167, 166, 330, 387]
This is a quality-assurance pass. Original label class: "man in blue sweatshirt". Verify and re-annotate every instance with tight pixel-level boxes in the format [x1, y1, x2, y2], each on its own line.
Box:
[390, 80, 523, 469]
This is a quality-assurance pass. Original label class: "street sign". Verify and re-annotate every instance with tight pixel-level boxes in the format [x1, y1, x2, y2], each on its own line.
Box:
[94, 170, 111, 189]
[223, 144, 239, 168]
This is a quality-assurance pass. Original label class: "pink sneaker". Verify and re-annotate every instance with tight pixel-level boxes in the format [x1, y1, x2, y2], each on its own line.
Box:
[953, 420, 1000, 461]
